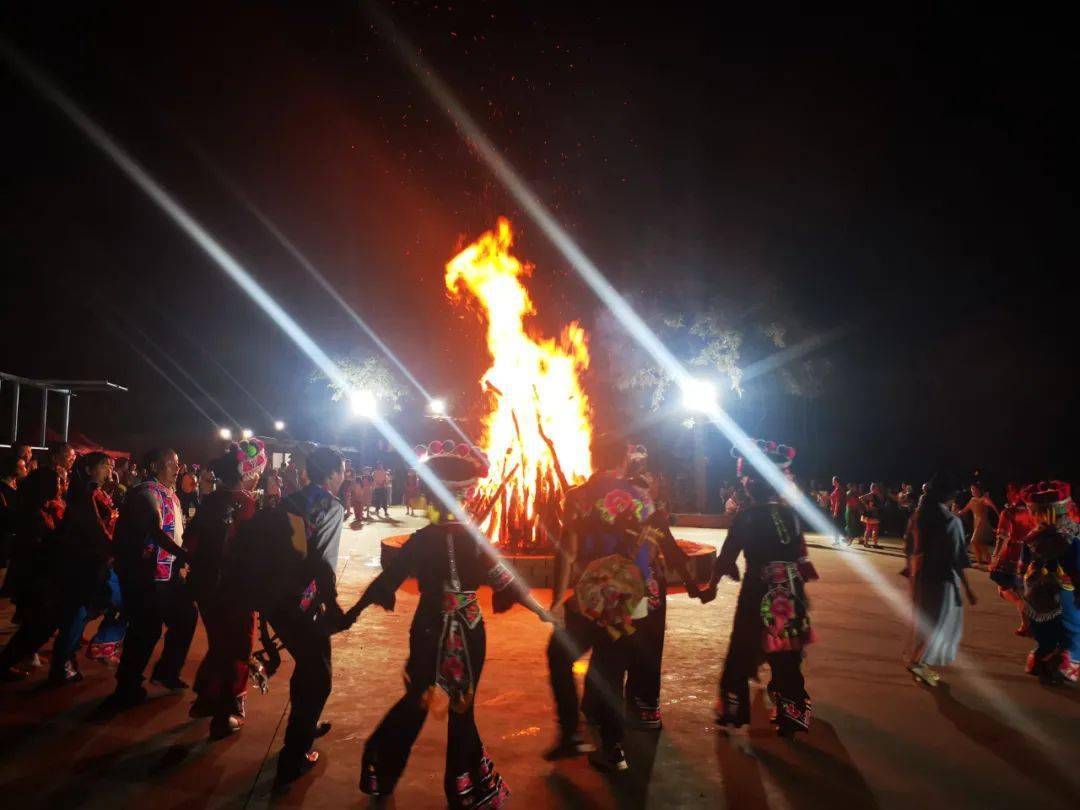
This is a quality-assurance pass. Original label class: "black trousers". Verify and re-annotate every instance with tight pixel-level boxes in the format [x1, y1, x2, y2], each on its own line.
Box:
[0, 581, 58, 669]
[547, 608, 628, 747]
[268, 607, 332, 769]
[362, 621, 498, 805]
[625, 598, 666, 713]
[115, 576, 197, 691]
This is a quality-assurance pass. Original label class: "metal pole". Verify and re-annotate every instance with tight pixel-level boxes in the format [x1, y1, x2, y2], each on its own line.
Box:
[62, 392, 71, 442]
[39, 389, 48, 449]
[10, 383, 19, 445]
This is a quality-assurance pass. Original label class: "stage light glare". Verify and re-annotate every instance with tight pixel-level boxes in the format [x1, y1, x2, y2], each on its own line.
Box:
[274, 420, 286, 431]
[350, 390, 378, 418]
[218, 427, 233, 440]
[681, 378, 719, 413]
[428, 398, 447, 416]
[241, 428, 254, 440]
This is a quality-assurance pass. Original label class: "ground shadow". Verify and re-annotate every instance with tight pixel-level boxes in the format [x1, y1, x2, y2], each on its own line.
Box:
[931, 681, 1080, 804]
[713, 690, 879, 810]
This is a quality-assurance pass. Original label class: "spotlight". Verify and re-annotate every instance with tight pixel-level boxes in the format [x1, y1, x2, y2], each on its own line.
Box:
[428, 398, 447, 416]
[241, 428, 254, 440]
[218, 427, 233, 440]
[274, 420, 286, 431]
[681, 378, 719, 413]
[350, 390, 378, 418]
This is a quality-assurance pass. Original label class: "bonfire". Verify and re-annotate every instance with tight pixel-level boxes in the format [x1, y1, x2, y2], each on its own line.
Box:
[446, 218, 593, 553]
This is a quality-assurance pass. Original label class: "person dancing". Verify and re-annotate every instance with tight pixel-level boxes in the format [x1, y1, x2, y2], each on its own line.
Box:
[907, 473, 978, 686]
[186, 439, 266, 738]
[990, 482, 1034, 636]
[351, 441, 551, 807]
[1018, 482, 1080, 684]
[708, 440, 818, 737]
[957, 481, 999, 568]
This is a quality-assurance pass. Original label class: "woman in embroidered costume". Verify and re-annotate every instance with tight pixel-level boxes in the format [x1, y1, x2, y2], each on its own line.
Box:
[186, 439, 266, 737]
[990, 483, 1035, 636]
[906, 472, 978, 686]
[708, 440, 818, 736]
[1018, 482, 1080, 684]
[350, 441, 551, 807]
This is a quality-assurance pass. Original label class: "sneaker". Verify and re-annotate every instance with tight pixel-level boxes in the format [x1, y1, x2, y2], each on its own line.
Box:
[46, 661, 84, 686]
[588, 744, 628, 772]
[543, 734, 596, 760]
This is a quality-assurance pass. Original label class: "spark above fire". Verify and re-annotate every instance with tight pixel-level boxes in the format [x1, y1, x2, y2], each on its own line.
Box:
[446, 218, 592, 552]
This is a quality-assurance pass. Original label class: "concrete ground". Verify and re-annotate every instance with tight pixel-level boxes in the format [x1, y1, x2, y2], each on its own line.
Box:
[2, 507, 1079, 809]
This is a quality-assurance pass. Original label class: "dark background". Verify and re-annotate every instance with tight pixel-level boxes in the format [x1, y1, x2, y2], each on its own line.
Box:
[1, 3, 1075, 488]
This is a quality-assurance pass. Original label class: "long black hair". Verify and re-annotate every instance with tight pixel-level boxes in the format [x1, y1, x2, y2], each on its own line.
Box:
[68, 452, 110, 503]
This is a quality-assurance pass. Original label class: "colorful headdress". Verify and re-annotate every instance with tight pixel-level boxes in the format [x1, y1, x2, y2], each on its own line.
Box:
[1021, 480, 1071, 512]
[412, 440, 490, 493]
[731, 439, 796, 476]
[235, 438, 268, 481]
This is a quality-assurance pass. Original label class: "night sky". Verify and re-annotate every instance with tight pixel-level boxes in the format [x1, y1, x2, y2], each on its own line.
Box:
[1, 4, 1075, 487]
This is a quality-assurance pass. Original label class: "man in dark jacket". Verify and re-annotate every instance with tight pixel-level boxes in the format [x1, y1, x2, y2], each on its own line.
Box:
[109, 449, 194, 706]
[270, 445, 350, 791]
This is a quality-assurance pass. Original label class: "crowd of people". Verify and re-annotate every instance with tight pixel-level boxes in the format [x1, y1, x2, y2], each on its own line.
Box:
[2, 432, 1076, 805]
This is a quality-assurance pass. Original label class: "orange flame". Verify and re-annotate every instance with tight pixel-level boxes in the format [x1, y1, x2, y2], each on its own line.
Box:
[446, 218, 592, 551]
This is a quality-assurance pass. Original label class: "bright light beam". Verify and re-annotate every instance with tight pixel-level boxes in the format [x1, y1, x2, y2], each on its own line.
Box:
[124, 318, 243, 427]
[190, 143, 473, 445]
[368, 11, 1076, 772]
[0, 41, 568, 694]
[101, 318, 218, 429]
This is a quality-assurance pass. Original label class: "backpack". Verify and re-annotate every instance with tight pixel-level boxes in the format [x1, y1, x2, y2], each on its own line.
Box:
[222, 501, 310, 613]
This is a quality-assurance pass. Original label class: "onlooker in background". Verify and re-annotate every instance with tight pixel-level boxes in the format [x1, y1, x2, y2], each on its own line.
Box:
[12, 443, 33, 468]
[829, 476, 846, 546]
[352, 469, 373, 528]
[283, 456, 302, 496]
[860, 483, 886, 548]
[404, 469, 421, 516]
[177, 466, 201, 526]
[845, 484, 864, 543]
[340, 462, 355, 522]
[0, 466, 66, 679]
[0, 454, 29, 596]
[372, 462, 389, 519]
[109, 449, 196, 707]
[385, 468, 394, 511]
[51, 442, 76, 476]
[264, 467, 283, 508]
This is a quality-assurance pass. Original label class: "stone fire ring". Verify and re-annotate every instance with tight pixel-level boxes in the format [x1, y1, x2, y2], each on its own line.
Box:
[379, 534, 716, 590]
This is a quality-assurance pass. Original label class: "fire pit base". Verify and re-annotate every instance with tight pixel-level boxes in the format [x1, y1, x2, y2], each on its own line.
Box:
[379, 534, 717, 590]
